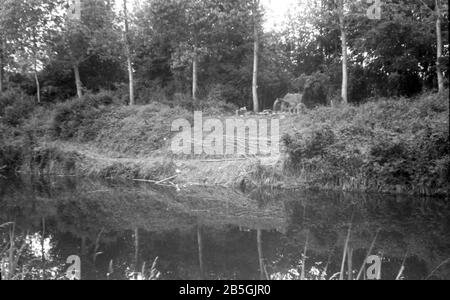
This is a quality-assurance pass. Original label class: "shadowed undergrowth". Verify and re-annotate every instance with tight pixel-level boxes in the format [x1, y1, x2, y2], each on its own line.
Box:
[0, 91, 448, 195]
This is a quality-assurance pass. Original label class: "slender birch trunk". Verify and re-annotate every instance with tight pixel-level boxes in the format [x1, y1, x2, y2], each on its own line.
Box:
[192, 47, 198, 103]
[252, 0, 260, 113]
[338, 0, 348, 105]
[34, 68, 41, 103]
[74, 63, 83, 99]
[123, 0, 135, 105]
[33, 32, 41, 103]
[257, 229, 265, 280]
[0, 56, 3, 94]
[197, 225, 205, 279]
[0, 37, 5, 94]
[134, 227, 139, 274]
[435, 0, 444, 94]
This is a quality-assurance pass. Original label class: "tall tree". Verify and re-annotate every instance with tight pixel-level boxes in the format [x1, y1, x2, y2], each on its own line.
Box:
[57, 0, 120, 98]
[0, 35, 4, 94]
[149, 0, 227, 103]
[252, 0, 260, 112]
[67, 0, 84, 98]
[123, 0, 135, 105]
[337, 0, 348, 104]
[435, 0, 444, 93]
[192, 43, 198, 102]
[308, 0, 351, 103]
[0, 0, 9, 94]
[418, 0, 447, 93]
[183, 0, 216, 103]
[12, 0, 61, 103]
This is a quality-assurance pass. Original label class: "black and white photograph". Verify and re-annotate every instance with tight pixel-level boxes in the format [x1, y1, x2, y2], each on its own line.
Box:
[0, 0, 449, 284]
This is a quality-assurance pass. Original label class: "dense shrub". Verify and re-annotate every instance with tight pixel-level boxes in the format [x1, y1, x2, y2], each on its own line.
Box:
[136, 82, 171, 105]
[172, 93, 194, 110]
[191, 84, 239, 115]
[0, 89, 35, 126]
[0, 121, 28, 173]
[51, 93, 113, 141]
[90, 102, 192, 156]
[206, 84, 241, 106]
[283, 124, 335, 163]
[0, 145, 22, 173]
[283, 91, 449, 196]
[291, 72, 330, 108]
[0, 90, 17, 113]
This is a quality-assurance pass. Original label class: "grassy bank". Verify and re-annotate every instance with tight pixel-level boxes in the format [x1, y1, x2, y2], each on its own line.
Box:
[282, 92, 449, 196]
[0, 90, 448, 195]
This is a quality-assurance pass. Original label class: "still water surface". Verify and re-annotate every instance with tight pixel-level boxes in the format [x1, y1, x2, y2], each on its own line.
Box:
[0, 176, 449, 280]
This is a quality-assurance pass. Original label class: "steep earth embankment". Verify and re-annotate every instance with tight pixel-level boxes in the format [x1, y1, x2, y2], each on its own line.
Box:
[1, 91, 448, 195]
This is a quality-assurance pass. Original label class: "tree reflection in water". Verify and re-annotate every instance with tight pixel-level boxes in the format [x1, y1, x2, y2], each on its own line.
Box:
[0, 176, 449, 280]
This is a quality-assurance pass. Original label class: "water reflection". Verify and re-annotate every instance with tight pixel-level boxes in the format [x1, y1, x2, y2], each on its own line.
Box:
[0, 176, 449, 280]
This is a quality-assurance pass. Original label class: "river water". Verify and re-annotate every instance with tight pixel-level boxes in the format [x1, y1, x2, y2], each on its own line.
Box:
[0, 176, 449, 280]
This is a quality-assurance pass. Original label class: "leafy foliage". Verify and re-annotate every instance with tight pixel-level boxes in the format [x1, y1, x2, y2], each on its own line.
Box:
[283, 92, 449, 195]
[51, 93, 112, 141]
[0, 89, 35, 126]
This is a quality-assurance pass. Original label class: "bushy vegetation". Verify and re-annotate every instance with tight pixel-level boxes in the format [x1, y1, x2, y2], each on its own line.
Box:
[0, 85, 448, 196]
[91, 102, 192, 156]
[282, 92, 449, 195]
[51, 92, 115, 142]
[46, 90, 198, 156]
[196, 84, 239, 115]
[0, 89, 36, 127]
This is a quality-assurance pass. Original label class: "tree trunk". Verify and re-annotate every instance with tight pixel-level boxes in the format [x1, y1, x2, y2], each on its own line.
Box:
[197, 225, 205, 279]
[134, 227, 139, 274]
[338, 0, 348, 105]
[126, 55, 135, 105]
[34, 71, 41, 104]
[252, 0, 260, 113]
[123, 0, 135, 105]
[192, 47, 198, 103]
[73, 63, 83, 98]
[435, 0, 444, 94]
[0, 37, 4, 94]
[34, 57, 41, 103]
[31, 29, 41, 103]
[0, 54, 3, 94]
[41, 218, 46, 280]
[257, 229, 265, 280]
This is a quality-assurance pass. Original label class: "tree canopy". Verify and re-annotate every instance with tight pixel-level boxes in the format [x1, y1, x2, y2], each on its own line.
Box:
[0, 0, 447, 108]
